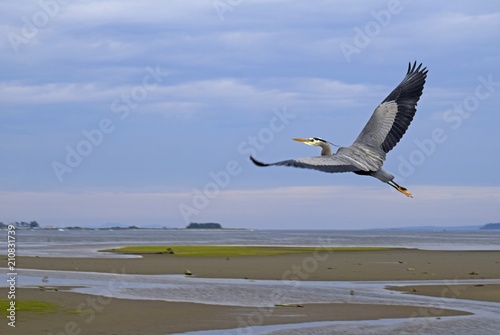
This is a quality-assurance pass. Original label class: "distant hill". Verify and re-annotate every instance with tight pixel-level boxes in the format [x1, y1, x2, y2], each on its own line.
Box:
[371, 225, 483, 231]
[98, 222, 129, 228]
[371, 223, 500, 231]
[480, 223, 500, 230]
[84, 223, 175, 229]
[186, 222, 222, 229]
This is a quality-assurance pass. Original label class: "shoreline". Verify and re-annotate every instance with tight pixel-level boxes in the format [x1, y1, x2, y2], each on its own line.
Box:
[0, 287, 472, 335]
[2, 248, 500, 334]
[13, 249, 500, 281]
[387, 283, 500, 303]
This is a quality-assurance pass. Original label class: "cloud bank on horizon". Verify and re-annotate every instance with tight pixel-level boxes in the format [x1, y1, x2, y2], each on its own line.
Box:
[1, 0, 499, 228]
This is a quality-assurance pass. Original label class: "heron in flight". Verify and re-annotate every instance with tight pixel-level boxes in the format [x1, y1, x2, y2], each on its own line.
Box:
[250, 62, 428, 197]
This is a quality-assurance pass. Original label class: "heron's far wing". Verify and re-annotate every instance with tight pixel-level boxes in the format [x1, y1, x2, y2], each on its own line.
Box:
[354, 62, 428, 154]
[250, 154, 367, 173]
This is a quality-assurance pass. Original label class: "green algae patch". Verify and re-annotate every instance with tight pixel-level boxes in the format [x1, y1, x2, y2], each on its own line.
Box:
[0, 299, 60, 315]
[102, 245, 391, 257]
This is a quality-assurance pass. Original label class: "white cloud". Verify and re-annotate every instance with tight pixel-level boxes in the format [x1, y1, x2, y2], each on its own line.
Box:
[0, 77, 379, 117]
[1, 0, 499, 228]
[185, 184, 500, 228]
[0, 190, 184, 225]
[60, 1, 213, 26]
[2, 185, 499, 228]
[0, 82, 121, 104]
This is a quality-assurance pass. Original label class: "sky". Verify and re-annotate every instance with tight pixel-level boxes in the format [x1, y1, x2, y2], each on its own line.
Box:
[1, 0, 500, 229]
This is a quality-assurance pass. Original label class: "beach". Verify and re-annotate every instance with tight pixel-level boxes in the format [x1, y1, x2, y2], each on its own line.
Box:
[15, 249, 500, 280]
[0, 287, 472, 335]
[2, 248, 500, 334]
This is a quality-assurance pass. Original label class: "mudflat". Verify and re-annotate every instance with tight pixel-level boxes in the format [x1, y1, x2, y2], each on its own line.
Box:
[15, 249, 500, 281]
[2, 248, 499, 334]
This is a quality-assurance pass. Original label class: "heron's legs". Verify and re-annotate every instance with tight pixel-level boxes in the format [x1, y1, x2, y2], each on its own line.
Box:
[388, 180, 413, 198]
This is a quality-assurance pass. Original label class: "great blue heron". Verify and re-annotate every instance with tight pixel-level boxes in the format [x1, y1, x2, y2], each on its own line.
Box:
[250, 62, 428, 197]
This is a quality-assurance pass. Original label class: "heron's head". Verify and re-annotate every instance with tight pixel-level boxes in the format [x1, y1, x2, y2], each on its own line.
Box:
[293, 137, 338, 156]
[292, 137, 329, 147]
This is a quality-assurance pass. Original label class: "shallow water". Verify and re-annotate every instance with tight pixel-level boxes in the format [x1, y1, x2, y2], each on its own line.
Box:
[169, 319, 406, 335]
[2, 268, 499, 335]
[2, 228, 500, 334]
[5, 229, 500, 258]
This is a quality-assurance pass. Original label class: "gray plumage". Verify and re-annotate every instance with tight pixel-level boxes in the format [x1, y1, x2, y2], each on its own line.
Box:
[250, 62, 428, 197]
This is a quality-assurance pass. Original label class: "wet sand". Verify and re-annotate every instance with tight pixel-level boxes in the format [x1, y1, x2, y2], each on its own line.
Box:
[387, 284, 500, 303]
[14, 249, 500, 281]
[2, 249, 499, 334]
[0, 288, 470, 335]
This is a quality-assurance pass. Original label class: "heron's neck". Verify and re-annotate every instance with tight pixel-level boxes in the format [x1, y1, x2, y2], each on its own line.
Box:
[319, 143, 332, 156]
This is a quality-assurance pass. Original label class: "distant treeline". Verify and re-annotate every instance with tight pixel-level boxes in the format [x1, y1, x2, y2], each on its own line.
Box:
[186, 222, 222, 229]
[0, 221, 39, 229]
[481, 223, 500, 230]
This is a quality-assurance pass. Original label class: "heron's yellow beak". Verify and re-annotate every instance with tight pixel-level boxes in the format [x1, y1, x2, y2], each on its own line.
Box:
[292, 138, 308, 143]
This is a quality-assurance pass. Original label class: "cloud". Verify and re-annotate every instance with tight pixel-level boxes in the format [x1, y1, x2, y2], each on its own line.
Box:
[0, 190, 183, 225]
[0, 76, 379, 118]
[61, 1, 212, 25]
[2, 185, 499, 228]
[421, 12, 500, 43]
[0, 82, 119, 104]
[1, 0, 499, 229]
[178, 184, 500, 228]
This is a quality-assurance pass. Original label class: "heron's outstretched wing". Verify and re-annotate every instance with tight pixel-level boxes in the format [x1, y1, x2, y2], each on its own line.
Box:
[250, 154, 368, 174]
[354, 62, 428, 154]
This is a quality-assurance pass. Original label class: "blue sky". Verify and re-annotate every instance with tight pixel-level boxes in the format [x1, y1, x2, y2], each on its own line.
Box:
[1, 0, 499, 229]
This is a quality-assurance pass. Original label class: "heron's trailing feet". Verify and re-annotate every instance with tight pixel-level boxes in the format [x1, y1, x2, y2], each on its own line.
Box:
[398, 187, 413, 198]
[388, 181, 413, 198]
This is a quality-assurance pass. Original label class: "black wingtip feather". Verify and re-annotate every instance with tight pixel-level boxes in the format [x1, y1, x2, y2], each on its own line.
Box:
[379, 61, 428, 153]
[250, 156, 269, 167]
[407, 61, 428, 76]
